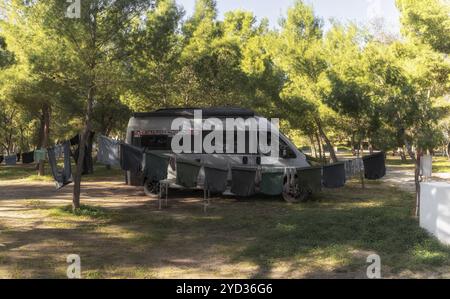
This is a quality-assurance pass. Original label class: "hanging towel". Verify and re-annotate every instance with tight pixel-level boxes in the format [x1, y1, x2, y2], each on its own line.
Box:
[176, 159, 201, 188]
[21, 151, 35, 164]
[363, 152, 386, 180]
[296, 166, 322, 194]
[54, 144, 64, 159]
[34, 149, 47, 163]
[120, 143, 144, 173]
[4, 155, 17, 165]
[73, 131, 95, 175]
[260, 166, 285, 196]
[322, 162, 346, 188]
[204, 164, 229, 194]
[48, 141, 72, 190]
[420, 155, 432, 178]
[344, 159, 363, 179]
[231, 166, 257, 197]
[0, 155, 3, 164]
[142, 152, 169, 182]
[97, 135, 120, 167]
[16, 153, 21, 162]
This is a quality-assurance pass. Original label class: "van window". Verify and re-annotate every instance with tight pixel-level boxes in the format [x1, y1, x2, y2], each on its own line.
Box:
[260, 134, 296, 158]
[133, 134, 172, 150]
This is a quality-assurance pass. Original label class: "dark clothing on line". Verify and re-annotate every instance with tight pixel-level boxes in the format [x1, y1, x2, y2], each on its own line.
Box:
[70, 134, 80, 146]
[72, 131, 95, 175]
[48, 141, 72, 190]
[322, 162, 346, 188]
[296, 166, 322, 194]
[120, 143, 144, 174]
[204, 164, 228, 194]
[4, 155, 17, 165]
[16, 153, 21, 162]
[0, 155, 3, 164]
[363, 152, 386, 180]
[21, 151, 34, 164]
[260, 167, 284, 196]
[176, 159, 201, 188]
[143, 152, 169, 182]
[231, 166, 257, 197]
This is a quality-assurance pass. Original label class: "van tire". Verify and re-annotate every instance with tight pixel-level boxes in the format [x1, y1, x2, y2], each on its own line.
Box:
[144, 179, 160, 198]
[282, 180, 309, 203]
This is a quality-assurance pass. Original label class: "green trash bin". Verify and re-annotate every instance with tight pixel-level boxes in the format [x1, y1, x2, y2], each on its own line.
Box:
[296, 166, 322, 194]
[231, 166, 257, 197]
[143, 152, 169, 182]
[176, 159, 201, 188]
[260, 166, 285, 196]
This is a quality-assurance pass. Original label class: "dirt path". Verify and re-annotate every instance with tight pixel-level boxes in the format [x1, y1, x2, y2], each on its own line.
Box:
[382, 167, 449, 193]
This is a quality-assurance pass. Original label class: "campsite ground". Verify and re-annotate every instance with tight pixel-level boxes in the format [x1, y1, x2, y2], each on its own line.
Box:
[0, 156, 449, 278]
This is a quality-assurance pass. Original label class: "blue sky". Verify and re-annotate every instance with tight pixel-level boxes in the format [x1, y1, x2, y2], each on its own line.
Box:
[176, 0, 401, 34]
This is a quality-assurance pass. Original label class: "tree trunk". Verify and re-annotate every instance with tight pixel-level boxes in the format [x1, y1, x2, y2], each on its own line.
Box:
[315, 119, 338, 163]
[414, 149, 422, 217]
[309, 134, 317, 158]
[403, 135, 416, 162]
[72, 87, 94, 211]
[39, 103, 50, 176]
[72, 5, 97, 211]
[447, 142, 450, 160]
[315, 131, 323, 162]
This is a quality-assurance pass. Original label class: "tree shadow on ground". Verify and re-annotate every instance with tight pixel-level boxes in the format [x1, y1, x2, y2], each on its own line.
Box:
[1, 181, 450, 278]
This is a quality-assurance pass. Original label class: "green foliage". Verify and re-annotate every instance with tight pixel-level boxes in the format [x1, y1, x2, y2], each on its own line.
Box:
[397, 0, 450, 54]
[0, 0, 449, 156]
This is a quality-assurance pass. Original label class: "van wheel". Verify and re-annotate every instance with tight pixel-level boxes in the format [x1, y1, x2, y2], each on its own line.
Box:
[144, 179, 160, 198]
[282, 180, 309, 203]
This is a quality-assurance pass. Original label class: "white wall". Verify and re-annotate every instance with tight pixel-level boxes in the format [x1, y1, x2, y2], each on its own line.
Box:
[420, 182, 450, 245]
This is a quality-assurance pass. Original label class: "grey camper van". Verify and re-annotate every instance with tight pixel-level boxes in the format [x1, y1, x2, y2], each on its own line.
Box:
[125, 108, 310, 199]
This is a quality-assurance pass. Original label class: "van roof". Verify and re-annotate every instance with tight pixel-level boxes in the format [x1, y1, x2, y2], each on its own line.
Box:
[133, 107, 255, 118]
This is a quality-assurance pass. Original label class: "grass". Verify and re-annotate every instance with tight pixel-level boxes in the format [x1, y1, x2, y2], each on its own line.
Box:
[386, 155, 450, 173]
[0, 162, 123, 181]
[49, 204, 110, 219]
[1, 156, 450, 278]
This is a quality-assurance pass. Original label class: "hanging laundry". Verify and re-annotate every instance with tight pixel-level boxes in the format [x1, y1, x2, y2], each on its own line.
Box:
[16, 153, 21, 162]
[344, 158, 364, 179]
[0, 155, 3, 164]
[54, 144, 64, 159]
[322, 162, 346, 188]
[363, 152, 386, 180]
[204, 164, 229, 194]
[72, 131, 95, 175]
[21, 151, 35, 164]
[4, 155, 17, 165]
[231, 166, 257, 197]
[296, 166, 322, 194]
[420, 155, 432, 178]
[142, 152, 169, 182]
[34, 149, 47, 163]
[70, 134, 80, 146]
[97, 135, 120, 167]
[260, 166, 285, 196]
[120, 143, 144, 173]
[176, 159, 201, 188]
[48, 141, 72, 190]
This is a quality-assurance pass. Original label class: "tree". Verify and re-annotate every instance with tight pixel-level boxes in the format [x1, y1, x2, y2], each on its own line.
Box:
[10, 0, 154, 210]
[397, 0, 450, 54]
[271, 0, 339, 162]
[122, 0, 184, 111]
[0, 1, 82, 175]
